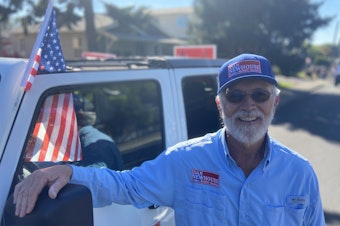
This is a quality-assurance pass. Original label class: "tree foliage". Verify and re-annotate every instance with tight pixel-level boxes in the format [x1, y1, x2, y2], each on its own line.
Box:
[0, 0, 23, 22]
[3, 0, 154, 53]
[189, 0, 332, 75]
[1, 0, 94, 49]
[104, 4, 154, 31]
[100, 3, 162, 55]
[305, 43, 338, 67]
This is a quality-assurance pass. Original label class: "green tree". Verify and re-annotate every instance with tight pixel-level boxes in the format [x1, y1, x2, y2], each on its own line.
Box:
[18, 0, 82, 35]
[0, 0, 25, 56]
[0, 0, 23, 22]
[104, 4, 154, 31]
[43, 0, 97, 51]
[5, 0, 96, 51]
[103, 3, 161, 56]
[189, 0, 332, 76]
[306, 43, 339, 67]
[63, 0, 97, 51]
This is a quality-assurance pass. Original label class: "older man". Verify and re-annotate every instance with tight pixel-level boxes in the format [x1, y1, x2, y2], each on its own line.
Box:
[14, 53, 325, 225]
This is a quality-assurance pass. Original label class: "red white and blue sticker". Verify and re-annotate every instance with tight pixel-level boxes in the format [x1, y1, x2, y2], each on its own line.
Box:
[192, 169, 219, 187]
[228, 60, 262, 78]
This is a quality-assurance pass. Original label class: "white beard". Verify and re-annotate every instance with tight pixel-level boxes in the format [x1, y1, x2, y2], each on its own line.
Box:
[223, 107, 275, 145]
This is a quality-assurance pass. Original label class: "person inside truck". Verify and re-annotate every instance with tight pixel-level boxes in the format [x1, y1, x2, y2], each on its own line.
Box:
[73, 95, 124, 171]
[13, 53, 325, 225]
[74, 110, 124, 171]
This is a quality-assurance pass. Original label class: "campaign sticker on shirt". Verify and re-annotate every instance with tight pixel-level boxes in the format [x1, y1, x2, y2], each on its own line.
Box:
[192, 169, 219, 187]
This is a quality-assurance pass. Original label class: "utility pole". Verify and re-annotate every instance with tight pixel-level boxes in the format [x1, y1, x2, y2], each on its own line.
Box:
[333, 21, 339, 46]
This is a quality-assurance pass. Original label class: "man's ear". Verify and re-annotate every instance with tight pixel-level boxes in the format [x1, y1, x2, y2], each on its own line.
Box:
[215, 96, 223, 115]
[215, 96, 221, 109]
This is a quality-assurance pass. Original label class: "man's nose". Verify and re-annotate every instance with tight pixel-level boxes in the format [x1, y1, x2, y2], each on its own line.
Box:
[240, 95, 257, 111]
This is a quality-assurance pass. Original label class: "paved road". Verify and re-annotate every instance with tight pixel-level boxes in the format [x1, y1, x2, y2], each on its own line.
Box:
[269, 80, 340, 225]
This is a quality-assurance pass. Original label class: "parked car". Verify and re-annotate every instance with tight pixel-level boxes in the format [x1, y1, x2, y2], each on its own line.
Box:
[0, 56, 225, 226]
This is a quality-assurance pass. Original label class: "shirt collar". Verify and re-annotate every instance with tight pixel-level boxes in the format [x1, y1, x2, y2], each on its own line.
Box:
[220, 127, 272, 169]
[221, 127, 231, 159]
[262, 134, 272, 171]
[220, 128, 237, 166]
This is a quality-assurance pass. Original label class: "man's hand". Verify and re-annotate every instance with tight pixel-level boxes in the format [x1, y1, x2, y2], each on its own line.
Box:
[13, 165, 73, 217]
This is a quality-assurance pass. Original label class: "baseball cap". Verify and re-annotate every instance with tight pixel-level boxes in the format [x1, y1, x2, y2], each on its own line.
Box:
[217, 53, 278, 93]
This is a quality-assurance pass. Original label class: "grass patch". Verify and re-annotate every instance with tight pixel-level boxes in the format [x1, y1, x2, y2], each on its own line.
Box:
[278, 81, 293, 89]
[297, 71, 308, 79]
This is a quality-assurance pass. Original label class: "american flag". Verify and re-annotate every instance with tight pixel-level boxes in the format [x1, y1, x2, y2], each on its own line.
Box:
[25, 93, 82, 162]
[25, 9, 66, 91]
[24, 2, 82, 162]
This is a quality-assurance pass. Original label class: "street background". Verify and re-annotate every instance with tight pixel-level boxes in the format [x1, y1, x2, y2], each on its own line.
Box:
[270, 75, 340, 226]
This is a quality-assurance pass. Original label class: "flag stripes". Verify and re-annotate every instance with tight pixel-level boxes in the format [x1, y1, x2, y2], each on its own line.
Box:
[25, 93, 82, 162]
[25, 48, 42, 91]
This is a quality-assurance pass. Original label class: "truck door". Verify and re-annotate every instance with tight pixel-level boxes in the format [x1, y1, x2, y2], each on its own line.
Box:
[1, 68, 176, 226]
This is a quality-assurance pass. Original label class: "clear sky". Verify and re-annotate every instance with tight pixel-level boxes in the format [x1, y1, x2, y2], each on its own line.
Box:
[100, 0, 340, 45]
[311, 0, 340, 45]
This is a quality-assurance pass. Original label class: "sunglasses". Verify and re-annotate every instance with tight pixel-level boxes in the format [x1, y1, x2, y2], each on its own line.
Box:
[225, 89, 272, 103]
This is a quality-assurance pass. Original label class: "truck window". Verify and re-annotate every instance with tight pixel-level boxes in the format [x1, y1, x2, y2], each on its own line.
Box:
[22, 80, 165, 175]
[182, 75, 221, 139]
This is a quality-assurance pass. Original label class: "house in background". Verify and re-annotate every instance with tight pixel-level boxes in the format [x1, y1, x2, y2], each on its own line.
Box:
[8, 14, 113, 59]
[7, 7, 194, 60]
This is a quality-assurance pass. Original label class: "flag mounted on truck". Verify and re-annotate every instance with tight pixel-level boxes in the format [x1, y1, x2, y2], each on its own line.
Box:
[22, 0, 82, 162]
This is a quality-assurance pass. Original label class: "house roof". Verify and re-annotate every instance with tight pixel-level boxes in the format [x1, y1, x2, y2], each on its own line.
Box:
[10, 14, 114, 34]
[9, 13, 186, 44]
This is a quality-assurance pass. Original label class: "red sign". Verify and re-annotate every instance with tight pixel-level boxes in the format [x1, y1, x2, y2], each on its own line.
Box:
[174, 45, 216, 59]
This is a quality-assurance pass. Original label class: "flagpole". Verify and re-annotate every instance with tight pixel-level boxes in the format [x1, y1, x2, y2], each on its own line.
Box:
[20, 0, 55, 88]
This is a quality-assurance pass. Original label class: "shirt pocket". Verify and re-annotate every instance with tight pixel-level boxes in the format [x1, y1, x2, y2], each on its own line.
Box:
[263, 205, 306, 226]
[183, 187, 228, 225]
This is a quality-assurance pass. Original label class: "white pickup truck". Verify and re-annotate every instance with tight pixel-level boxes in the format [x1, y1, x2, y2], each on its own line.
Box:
[0, 57, 224, 226]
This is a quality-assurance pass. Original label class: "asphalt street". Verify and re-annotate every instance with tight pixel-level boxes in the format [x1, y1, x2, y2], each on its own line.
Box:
[270, 76, 340, 226]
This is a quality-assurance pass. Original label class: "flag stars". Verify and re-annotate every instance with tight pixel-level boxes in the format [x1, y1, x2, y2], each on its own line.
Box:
[25, 8, 67, 90]
[37, 10, 66, 74]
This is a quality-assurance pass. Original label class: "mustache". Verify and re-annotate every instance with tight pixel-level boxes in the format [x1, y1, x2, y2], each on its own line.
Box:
[232, 110, 265, 120]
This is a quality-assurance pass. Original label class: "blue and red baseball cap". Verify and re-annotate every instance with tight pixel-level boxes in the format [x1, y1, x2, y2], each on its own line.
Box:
[217, 53, 278, 93]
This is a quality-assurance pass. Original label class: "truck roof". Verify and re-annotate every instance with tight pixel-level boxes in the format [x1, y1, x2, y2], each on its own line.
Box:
[65, 57, 226, 71]
[0, 56, 225, 107]
[0, 56, 225, 158]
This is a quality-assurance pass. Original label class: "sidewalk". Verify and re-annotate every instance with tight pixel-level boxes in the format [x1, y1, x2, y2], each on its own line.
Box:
[276, 75, 328, 107]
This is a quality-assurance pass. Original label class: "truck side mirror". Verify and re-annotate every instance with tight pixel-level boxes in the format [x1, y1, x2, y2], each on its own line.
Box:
[3, 184, 93, 226]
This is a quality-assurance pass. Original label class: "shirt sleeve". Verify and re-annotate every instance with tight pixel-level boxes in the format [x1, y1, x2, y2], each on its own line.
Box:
[303, 169, 326, 226]
[70, 149, 177, 208]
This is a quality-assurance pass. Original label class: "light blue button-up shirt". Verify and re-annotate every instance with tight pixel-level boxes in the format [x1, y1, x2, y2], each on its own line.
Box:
[70, 128, 325, 226]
